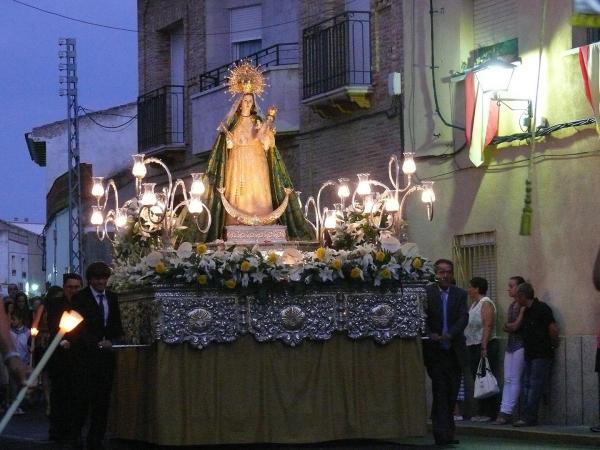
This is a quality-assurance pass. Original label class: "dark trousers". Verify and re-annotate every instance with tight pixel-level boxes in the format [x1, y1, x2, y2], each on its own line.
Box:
[48, 351, 73, 438]
[425, 346, 461, 443]
[468, 339, 500, 419]
[522, 357, 552, 423]
[72, 352, 115, 446]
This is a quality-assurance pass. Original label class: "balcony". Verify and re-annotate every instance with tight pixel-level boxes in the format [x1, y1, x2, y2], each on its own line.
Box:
[190, 43, 299, 92]
[138, 85, 185, 155]
[302, 11, 372, 117]
[189, 43, 300, 155]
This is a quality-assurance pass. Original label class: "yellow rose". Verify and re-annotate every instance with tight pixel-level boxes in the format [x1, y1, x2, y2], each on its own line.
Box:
[224, 278, 237, 289]
[315, 247, 327, 261]
[380, 268, 391, 279]
[240, 260, 252, 272]
[267, 252, 279, 265]
[375, 251, 386, 262]
[411, 257, 423, 270]
[196, 243, 207, 255]
[350, 267, 362, 279]
[330, 258, 342, 271]
[155, 262, 166, 274]
[197, 274, 208, 285]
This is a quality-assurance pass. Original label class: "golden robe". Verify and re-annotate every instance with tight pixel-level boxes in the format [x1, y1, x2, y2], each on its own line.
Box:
[224, 118, 273, 224]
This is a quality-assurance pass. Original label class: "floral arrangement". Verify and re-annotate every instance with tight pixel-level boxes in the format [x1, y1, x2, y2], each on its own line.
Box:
[109, 237, 435, 292]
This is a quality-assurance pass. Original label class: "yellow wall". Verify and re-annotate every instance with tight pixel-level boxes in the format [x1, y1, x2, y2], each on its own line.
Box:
[403, 0, 600, 335]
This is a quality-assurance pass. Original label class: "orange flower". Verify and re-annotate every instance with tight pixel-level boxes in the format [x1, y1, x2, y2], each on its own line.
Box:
[330, 259, 342, 271]
[240, 260, 252, 272]
[411, 257, 423, 270]
[380, 268, 391, 279]
[224, 278, 237, 289]
[350, 267, 362, 279]
[315, 247, 327, 261]
[196, 243, 207, 255]
[197, 274, 208, 285]
[155, 262, 166, 274]
[375, 251, 386, 262]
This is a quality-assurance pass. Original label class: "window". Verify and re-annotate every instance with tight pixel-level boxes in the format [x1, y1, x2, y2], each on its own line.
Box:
[473, 0, 517, 48]
[573, 27, 600, 48]
[230, 5, 262, 60]
[452, 231, 497, 301]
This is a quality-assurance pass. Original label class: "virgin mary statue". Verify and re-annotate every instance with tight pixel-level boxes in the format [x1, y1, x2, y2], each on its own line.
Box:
[201, 62, 313, 242]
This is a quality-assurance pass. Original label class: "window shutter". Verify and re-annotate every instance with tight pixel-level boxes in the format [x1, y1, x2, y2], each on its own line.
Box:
[473, 0, 517, 48]
[230, 5, 262, 44]
[453, 231, 497, 301]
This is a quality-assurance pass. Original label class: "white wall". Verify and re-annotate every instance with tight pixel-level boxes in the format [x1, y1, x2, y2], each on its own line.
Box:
[44, 209, 70, 287]
[30, 103, 137, 195]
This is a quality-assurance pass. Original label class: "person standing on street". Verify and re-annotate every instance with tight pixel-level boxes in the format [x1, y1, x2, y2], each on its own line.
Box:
[70, 262, 123, 450]
[512, 282, 559, 427]
[423, 259, 469, 446]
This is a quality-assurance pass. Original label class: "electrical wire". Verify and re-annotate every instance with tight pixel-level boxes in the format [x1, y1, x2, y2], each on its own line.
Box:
[11, 0, 358, 37]
[429, 0, 465, 131]
[78, 106, 137, 129]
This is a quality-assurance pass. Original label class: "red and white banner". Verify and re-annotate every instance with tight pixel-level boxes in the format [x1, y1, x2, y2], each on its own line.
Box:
[465, 72, 499, 167]
[579, 42, 600, 132]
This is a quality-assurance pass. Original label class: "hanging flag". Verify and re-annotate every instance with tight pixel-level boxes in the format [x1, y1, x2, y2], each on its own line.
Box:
[464, 72, 500, 167]
[578, 42, 600, 132]
[572, 0, 600, 28]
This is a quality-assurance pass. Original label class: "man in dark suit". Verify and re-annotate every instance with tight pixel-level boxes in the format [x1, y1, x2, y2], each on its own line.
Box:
[423, 259, 468, 446]
[45, 273, 82, 441]
[70, 262, 123, 450]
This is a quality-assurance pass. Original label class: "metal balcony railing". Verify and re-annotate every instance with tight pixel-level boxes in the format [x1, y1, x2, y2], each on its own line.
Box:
[138, 85, 185, 152]
[302, 11, 372, 99]
[191, 43, 299, 92]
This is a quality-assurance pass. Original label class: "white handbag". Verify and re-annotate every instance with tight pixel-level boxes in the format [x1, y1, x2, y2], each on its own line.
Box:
[473, 356, 499, 399]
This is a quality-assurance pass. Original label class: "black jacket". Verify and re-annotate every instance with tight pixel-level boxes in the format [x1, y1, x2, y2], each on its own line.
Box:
[423, 283, 469, 366]
[70, 286, 124, 356]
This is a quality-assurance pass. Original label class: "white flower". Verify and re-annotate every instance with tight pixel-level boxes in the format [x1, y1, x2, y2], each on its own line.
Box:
[250, 272, 267, 284]
[176, 241, 193, 259]
[318, 267, 334, 282]
[145, 251, 163, 267]
[282, 248, 303, 265]
[380, 234, 402, 253]
[288, 266, 304, 282]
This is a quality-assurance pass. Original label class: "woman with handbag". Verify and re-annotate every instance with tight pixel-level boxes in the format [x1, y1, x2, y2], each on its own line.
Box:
[465, 277, 499, 422]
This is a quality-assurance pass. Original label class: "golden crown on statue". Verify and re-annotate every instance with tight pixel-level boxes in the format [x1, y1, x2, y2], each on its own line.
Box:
[227, 60, 266, 96]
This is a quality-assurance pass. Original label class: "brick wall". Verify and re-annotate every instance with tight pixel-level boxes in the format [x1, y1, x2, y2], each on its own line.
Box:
[287, 0, 404, 203]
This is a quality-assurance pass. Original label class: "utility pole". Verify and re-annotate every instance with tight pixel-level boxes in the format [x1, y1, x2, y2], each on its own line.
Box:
[59, 38, 82, 275]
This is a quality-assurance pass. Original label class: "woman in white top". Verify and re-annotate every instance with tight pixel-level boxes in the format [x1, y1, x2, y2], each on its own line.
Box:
[465, 276, 499, 422]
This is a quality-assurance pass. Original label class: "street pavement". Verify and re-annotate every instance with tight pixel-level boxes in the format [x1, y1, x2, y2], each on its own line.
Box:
[2, 404, 600, 449]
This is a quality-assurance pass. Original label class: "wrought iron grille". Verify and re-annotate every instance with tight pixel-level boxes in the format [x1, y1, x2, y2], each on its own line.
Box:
[302, 11, 371, 99]
[138, 85, 185, 152]
[191, 43, 299, 92]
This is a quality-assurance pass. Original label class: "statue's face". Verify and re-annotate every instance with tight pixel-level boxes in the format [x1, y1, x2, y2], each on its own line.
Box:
[241, 94, 254, 115]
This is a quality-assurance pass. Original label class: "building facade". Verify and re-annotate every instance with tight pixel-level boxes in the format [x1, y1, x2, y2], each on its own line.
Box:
[0, 219, 45, 297]
[134, 0, 599, 425]
[26, 102, 137, 284]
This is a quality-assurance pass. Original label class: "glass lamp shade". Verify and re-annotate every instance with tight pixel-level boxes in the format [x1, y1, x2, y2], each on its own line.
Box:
[356, 173, 371, 195]
[91, 177, 105, 198]
[132, 154, 147, 178]
[475, 60, 515, 94]
[323, 209, 338, 229]
[363, 194, 375, 214]
[114, 208, 128, 228]
[385, 193, 400, 212]
[190, 173, 205, 196]
[91, 206, 104, 226]
[188, 193, 203, 214]
[337, 178, 350, 198]
[421, 181, 436, 203]
[401, 153, 416, 175]
[140, 183, 157, 206]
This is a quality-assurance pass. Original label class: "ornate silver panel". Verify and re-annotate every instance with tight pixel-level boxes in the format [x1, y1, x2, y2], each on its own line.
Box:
[344, 285, 427, 343]
[247, 291, 337, 346]
[118, 283, 427, 349]
[155, 286, 241, 349]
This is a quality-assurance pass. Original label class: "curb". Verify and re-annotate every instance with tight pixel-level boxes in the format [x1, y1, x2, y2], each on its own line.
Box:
[453, 423, 600, 447]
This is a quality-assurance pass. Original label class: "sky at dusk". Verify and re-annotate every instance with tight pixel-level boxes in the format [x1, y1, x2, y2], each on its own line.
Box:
[0, 0, 137, 224]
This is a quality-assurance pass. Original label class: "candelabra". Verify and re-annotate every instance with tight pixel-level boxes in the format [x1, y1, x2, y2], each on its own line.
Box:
[304, 153, 435, 242]
[90, 154, 212, 248]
